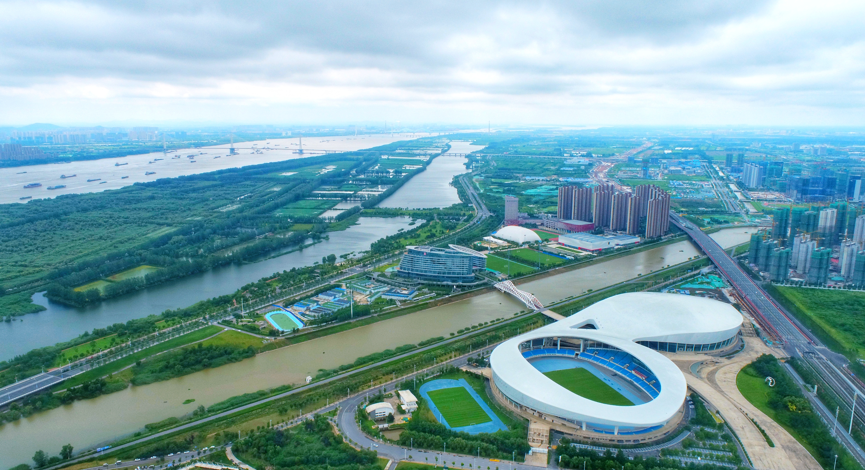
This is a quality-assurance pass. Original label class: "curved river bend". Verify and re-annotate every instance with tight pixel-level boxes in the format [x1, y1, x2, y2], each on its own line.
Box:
[0, 227, 754, 467]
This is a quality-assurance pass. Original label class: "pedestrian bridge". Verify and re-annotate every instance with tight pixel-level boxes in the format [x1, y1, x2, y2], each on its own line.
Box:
[494, 281, 544, 310]
[493, 281, 566, 321]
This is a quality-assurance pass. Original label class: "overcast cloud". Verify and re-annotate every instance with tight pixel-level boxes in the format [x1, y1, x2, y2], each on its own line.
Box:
[0, 0, 863, 126]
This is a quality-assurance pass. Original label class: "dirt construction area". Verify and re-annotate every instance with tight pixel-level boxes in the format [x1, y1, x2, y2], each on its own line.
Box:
[668, 336, 820, 470]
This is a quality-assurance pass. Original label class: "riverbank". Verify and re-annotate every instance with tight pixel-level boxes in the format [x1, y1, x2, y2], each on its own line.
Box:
[0, 227, 752, 467]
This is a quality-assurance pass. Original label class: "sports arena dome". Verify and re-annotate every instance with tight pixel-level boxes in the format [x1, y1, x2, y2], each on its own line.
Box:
[494, 226, 542, 245]
[489, 293, 742, 440]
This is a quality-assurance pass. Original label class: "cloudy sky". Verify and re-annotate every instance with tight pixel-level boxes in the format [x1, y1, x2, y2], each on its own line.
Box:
[0, 0, 864, 127]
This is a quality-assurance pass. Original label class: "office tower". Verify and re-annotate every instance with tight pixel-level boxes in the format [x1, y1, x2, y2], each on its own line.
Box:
[725, 153, 733, 168]
[557, 186, 575, 220]
[626, 195, 642, 236]
[737, 153, 745, 167]
[641, 160, 650, 179]
[592, 184, 615, 229]
[836, 171, 850, 197]
[841, 242, 859, 277]
[818, 208, 837, 245]
[772, 208, 790, 246]
[610, 192, 631, 231]
[769, 248, 791, 282]
[807, 248, 831, 285]
[790, 206, 806, 237]
[852, 251, 865, 287]
[743, 163, 765, 189]
[504, 196, 519, 224]
[645, 187, 671, 238]
[855, 214, 865, 249]
[573, 187, 593, 221]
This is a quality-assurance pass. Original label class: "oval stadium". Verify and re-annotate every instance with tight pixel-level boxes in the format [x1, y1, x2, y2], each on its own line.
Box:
[489, 293, 743, 443]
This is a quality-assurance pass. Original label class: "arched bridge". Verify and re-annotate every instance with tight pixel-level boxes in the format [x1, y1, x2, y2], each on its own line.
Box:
[494, 281, 545, 310]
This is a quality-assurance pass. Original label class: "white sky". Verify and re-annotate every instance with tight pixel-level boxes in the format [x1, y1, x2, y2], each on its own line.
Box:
[0, 0, 864, 127]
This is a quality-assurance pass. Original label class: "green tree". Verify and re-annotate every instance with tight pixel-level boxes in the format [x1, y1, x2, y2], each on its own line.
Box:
[32, 450, 47, 468]
[60, 444, 74, 460]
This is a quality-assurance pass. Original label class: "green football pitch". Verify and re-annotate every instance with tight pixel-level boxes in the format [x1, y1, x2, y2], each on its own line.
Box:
[544, 368, 634, 406]
[427, 387, 492, 427]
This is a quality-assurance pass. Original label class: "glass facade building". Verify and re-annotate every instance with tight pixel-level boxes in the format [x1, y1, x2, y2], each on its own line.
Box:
[397, 246, 476, 283]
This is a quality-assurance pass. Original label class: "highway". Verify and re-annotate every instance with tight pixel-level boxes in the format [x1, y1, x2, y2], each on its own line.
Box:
[0, 371, 68, 407]
[671, 212, 865, 466]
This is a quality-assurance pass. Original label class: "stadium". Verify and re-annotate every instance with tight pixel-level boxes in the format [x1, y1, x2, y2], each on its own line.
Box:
[489, 293, 743, 443]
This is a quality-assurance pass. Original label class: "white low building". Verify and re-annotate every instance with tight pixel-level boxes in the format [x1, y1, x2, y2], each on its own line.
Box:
[558, 233, 640, 251]
[398, 390, 418, 412]
[365, 402, 394, 420]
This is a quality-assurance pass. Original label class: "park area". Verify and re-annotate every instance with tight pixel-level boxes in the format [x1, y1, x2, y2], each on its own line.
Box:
[544, 368, 633, 406]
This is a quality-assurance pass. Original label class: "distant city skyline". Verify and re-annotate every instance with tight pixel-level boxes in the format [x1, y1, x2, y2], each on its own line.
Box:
[1, 0, 864, 126]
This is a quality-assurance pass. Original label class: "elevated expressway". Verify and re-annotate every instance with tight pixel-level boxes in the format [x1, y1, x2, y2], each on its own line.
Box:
[671, 212, 865, 466]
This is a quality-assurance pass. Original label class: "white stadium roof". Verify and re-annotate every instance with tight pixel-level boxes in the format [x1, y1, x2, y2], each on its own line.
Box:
[490, 293, 743, 429]
[494, 225, 542, 244]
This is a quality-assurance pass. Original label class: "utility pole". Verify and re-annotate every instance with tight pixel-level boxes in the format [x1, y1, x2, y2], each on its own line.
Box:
[833, 406, 840, 436]
[850, 392, 858, 434]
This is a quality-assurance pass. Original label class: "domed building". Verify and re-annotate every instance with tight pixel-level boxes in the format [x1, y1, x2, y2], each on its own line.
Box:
[494, 225, 542, 245]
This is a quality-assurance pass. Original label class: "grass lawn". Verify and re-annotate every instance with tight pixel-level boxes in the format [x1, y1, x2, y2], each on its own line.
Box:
[201, 330, 266, 350]
[771, 286, 865, 357]
[544, 368, 633, 406]
[395, 463, 434, 470]
[290, 223, 314, 230]
[620, 179, 672, 192]
[486, 254, 537, 276]
[57, 334, 118, 364]
[736, 364, 820, 458]
[57, 325, 224, 389]
[508, 248, 566, 267]
[269, 312, 302, 330]
[427, 386, 492, 428]
[531, 230, 559, 241]
[73, 279, 112, 292]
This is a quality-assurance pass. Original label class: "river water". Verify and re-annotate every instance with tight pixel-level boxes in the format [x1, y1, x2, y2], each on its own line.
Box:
[0, 133, 431, 205]
[0, 217, 415, 360]
[377, 141, 481, 209]
[0, 227, 754, 467]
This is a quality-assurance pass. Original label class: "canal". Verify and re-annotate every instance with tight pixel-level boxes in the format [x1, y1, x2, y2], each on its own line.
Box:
[377, 141, 480, 209]
[0, 227, 754, 467]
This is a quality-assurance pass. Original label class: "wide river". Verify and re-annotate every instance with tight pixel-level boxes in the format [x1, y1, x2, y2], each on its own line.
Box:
[0, 227, 754, 467]
[0, 133, 430, 205]
[0, 216, 416, 360]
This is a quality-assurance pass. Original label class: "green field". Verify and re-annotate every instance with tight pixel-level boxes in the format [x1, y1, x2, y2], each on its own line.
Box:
[268, 312, 301, 330]
[274, 199, 338, 218]
[507, 248, 566, 268]
[532, 230, 559, 240]
[544, 368, 633, 406]
[485, 254, 537, 276]
[377, 158, 427, 170]
[771, 286, 865, 357]
[201, 330, 266, 349]
[73, 279, 113, 292]
[427, 386, 492, 428]
[107, 265, 160, 282]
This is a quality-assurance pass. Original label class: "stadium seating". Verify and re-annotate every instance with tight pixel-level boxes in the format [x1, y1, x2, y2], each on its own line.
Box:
[580, 349, 660, 399]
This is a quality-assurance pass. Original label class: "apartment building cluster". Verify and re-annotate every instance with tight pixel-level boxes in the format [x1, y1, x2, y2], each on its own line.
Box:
[556, 184, 671, 239]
